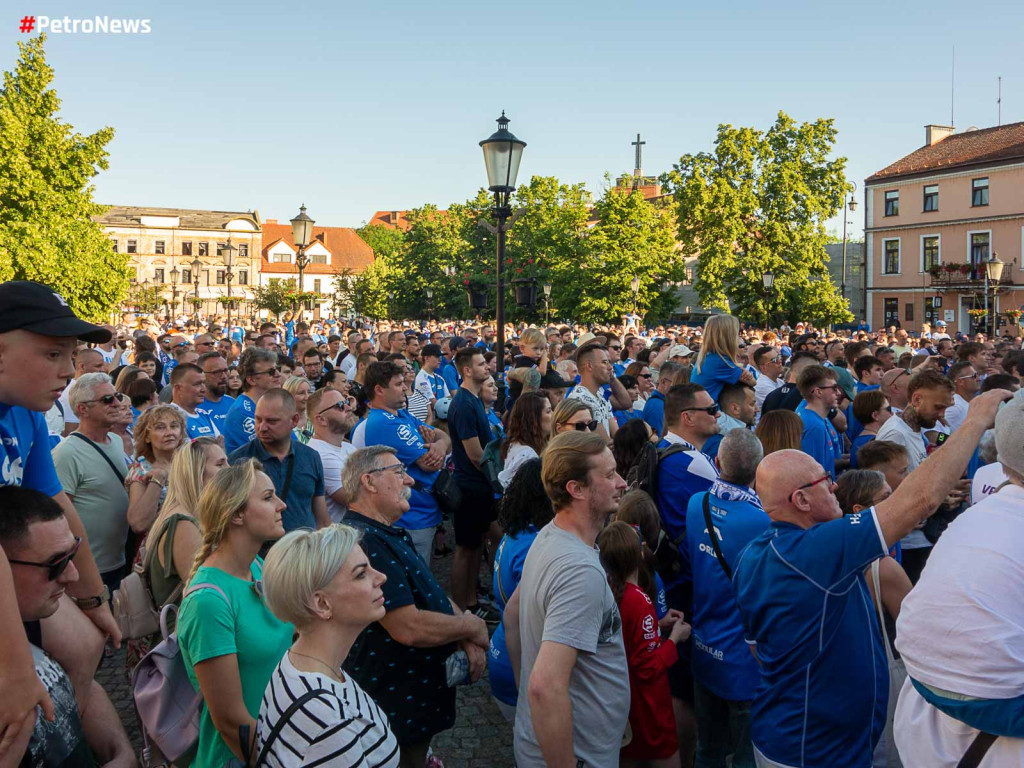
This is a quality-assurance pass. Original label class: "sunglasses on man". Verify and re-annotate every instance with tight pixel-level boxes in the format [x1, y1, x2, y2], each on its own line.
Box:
[681, 404, 720, 416]
[82, 393, 126, 406]
[9, 537, 82, 581]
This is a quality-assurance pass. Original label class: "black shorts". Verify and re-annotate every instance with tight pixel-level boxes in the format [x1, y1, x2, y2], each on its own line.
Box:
[452, 482, 497, 548]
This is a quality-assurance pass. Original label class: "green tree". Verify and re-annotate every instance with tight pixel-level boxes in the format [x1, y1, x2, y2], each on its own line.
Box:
[661, 111, 852, 326]
[251, 279, 296, 319]
[0, 35, 128, 321]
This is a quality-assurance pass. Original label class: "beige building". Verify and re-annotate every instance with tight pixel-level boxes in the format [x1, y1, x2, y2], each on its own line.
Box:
[96, 206, 262, 319]
[864, 122, 1024, 335]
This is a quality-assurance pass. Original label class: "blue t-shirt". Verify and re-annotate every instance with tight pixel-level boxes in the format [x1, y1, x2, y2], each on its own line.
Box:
[177, 406, 220, 441]
[733, 509, 889, 767]
[796, 401, 842, 480]
[642, 390, 666, 436]
[613, 408, 641, 428]
[489, 526, 539, 706]
[362, 408, 440, 531]
[196, 395, 235, 434]
[447, 388, 492, 492]
[441, 363, 461, 394]
[223, 394, 256, 454]
[0, 404, 62, 495]
[691, 354, 744, 404]
[849, 433, 876, 469]
[686, 482, 770, 702]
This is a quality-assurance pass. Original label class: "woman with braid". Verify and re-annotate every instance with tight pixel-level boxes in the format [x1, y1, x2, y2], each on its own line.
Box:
[176, 459, 293, 767]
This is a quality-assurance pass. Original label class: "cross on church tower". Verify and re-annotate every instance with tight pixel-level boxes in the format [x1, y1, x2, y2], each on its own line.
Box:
[632, 133, 645, 176]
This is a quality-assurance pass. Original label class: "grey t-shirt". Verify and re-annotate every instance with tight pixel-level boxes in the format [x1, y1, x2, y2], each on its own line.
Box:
[52, 433, 129, 573]
[514, 521, 630, 768]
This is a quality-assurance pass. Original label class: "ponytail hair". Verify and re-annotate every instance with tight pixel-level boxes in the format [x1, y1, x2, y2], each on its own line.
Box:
[187, 458, 262, 584]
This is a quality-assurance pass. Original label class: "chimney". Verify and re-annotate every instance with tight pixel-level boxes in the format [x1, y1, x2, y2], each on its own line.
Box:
[391, 211, 400, 224]
[265, 218, 277, 224]
[925, 125, 955, 146]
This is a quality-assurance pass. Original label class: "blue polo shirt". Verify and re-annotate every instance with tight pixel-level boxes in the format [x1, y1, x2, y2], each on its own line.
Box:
[691, 354, 744, 404]
[196, 395, 235, 434]
[223, 394, 256, 454]
[174, 405, 220, 441]
[796, 401, 842, 479]
[686, 481, 770, 702]
[733, 509, 889, 767]
[362, 407, 440, 531]
[642, 389, 666, 436]
[228, 438, 325, 531]
[0, 404, 62, 495]
[489, 526, 539, 707]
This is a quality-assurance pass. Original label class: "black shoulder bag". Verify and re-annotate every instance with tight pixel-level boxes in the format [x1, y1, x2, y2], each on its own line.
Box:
[70, 432, 127, 485]
[702, 493, 732, 580]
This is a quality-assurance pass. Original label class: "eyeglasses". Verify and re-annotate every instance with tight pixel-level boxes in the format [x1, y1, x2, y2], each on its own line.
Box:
[9, 537, 82, 581]
[638, 373, 653, 379]
[83, 393, 126, 406]
[789, 474, 832, 504]
[957, 372, 979, 380]
[571, 420, 600, 432]
[608, 345, 622, 351]
[367, 462, 408, 477]
[253, 367, 280, 377]
[682, 405, 720, 416]
[173, 342, 191, 349]
[816, 384, 841, 392]
[318, 400, 351, 415]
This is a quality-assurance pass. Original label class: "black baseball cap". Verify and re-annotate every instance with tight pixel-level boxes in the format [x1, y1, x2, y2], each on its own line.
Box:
[0, 281, 111, 343]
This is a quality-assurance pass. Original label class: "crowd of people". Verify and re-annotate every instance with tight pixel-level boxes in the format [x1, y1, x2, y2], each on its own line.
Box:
[2, 275, 1023, 768]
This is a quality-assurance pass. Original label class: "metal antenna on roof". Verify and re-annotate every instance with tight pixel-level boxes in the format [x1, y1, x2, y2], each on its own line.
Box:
[998, 76, 1002, 126]
[950, 45, 955, 128]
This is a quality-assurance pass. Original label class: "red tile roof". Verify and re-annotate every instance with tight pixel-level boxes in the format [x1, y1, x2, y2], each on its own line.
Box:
[867, 121, 1024, 182]
[368, 210, 413, 231]
[261, 223, 374, 273]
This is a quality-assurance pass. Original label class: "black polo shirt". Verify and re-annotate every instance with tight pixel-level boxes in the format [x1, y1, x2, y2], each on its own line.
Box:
[343, 511, 457, 746]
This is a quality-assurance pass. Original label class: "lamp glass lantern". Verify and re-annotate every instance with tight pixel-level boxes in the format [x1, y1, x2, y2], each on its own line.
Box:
[479, 112, 527, 193]
[221, 240, 236, 269]
[425, 287, 434, 299]
[630, 275, 640, 294]
[762, 271, 775, 290]
[169, 266, 179, 285]
[190, 257, 202, 280]
[986, 253, 1005, 282]
[290, 204, 315, 249]
[542, 282, 552, 298]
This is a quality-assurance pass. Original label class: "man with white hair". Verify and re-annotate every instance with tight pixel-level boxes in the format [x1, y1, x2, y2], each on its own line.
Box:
[732, 388, 1009, 768]
[51, 373, 130, 592]
[893, 397, 1024, 767]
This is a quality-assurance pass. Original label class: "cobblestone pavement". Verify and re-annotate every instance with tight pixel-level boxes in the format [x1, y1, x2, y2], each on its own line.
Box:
[99, 523, 516, 767]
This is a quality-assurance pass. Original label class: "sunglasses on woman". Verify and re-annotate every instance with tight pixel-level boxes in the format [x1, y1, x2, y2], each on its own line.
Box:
[9, 537, 82, 581]
[571, 420, 600, 432]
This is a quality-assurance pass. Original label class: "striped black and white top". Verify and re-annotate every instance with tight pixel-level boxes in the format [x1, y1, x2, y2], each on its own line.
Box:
[256, 653, 400, 768]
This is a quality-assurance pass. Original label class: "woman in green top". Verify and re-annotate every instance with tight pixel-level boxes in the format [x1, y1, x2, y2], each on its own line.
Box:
[177, 459, 292, 768]
[283, 376, 314, 444]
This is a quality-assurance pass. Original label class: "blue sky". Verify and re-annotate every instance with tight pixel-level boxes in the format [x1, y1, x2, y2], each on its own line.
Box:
[3, 0, 1022, 237]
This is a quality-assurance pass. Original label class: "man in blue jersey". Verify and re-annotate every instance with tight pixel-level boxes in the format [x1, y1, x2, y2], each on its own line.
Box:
[222, 347, 281, 453]
[795, 365, 843, 480]
[359, 360, 450, 564]
[169, 364, 219, 440]
[643, 360, 684, 438]
[732, 387, 1009, 768]
[686, 429, 769, 768]
[195, 351, 234, 433]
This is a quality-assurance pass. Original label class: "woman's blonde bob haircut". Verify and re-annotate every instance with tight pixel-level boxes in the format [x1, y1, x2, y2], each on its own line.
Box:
[261, 524, 363, 630]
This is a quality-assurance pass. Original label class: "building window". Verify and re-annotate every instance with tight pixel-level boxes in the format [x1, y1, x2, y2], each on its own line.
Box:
[182, 241, 193, 256]
[883, 239, 900, 274]
[923, 185, 938, 212]
[271, 252, 291, 264]
[238, 244, 248, 258]
[181, 268, 192, 284]
[238, 270, 248, 285]
[199, 242, 209, 256]
[884, 190, 899, 217]
[884, 298, 899, 328]
[216, 270, 225, 285]
[110, 239, 118, 253]
[970, 232, 990, 273]
[313, 279, 322, 293]
[924, 297, 940, 326]
[127, 239, 138, 254]
[922, 236, 940, 271]
[972, 177, 989, 207]
[310, 253, 327, 265]
[154, 268, 165, 284]
[155, 240, 165, 255]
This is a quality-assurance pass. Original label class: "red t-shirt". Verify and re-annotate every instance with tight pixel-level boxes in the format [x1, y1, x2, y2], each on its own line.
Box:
[618, 582, 679, 760]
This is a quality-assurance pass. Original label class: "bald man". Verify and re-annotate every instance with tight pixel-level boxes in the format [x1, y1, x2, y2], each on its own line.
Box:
[731, 388, 1009, 768]
[881, 367, 910, 414]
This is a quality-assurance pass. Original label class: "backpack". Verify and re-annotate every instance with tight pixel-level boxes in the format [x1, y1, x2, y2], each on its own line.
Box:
[131, 582, 229, 768]
[625, 442, 687, 497]
[480, 436, 505, 495]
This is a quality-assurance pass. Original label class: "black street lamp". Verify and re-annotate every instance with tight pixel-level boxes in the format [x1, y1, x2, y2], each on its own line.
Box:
[290, 204, 315, 303]
[762, 271, 775, 329]
[984, 252, 1005, 337]
[479, 111, 526, 376]
[221, 239, 237, 332]
[543, 282, 552, 324]
[425, 287, 434, 321]
[630, 275, 641, 314]
[169, 266, 180, 319]
[387, 291, 395, 322]
[190, 257, 202, 323]
[841, 181, 858, 303]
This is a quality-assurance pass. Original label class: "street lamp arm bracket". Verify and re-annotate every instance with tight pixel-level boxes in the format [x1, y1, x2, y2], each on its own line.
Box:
[477, 219, 498, 235]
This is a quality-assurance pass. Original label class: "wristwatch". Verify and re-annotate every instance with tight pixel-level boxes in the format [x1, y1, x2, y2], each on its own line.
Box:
[73, 586, 109, 610]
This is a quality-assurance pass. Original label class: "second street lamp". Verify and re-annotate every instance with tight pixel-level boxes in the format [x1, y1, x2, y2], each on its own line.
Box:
[841, 181, 858, 303]
[985, 252, 1005, 337]
[543, 281, 552, 324]
[479, 111, 526, 378]
[169, 266, 180, 319]
[290, 204, 315, 302]
[222, 239, 237, 332]
[762, 270, 775, 329]
[190, 257, 202, 323]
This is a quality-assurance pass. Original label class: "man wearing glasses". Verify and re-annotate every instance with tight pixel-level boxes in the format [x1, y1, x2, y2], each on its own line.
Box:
[795, 365, 843, 480]
[196, 351, 235, 433]
[223, 347, 283, 454]
[731, 388, 1009, 768]
[0, 487, 135, 768]
[943, 361, 979, 433]
[305, 388, 358, 523]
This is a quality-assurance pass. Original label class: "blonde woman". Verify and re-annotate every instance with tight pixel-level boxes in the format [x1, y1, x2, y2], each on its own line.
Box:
[257, 525, 399, 767]
[552, 398, 596, 435]
[691, 314, 756, 403]
[283, 375, 314, 444]
[176, 459, 293, 768]
[126, 404, 186, 536]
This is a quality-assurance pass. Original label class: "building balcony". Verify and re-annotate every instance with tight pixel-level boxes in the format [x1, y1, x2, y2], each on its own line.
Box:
[928, 263, 1014, 291]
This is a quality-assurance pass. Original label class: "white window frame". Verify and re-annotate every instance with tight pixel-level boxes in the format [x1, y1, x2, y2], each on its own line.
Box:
[882, 237, 901, 275]
[919, 233, 941, 273]
[966, 229, 992, 272]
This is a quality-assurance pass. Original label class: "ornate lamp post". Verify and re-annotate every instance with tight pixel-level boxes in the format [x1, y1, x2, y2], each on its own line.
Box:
[222, 239, 237, 332]
[387, 291, 395, 322]
[169, 266, 180, 319]
[425, 287, 434, 321]
[630, 274, 641, 315]
[543, 282, 552, 324]
[762, 271, 775, 329]
[290, 204, 315, 300]
[479, 111, 526, 375]
[841, 181, 858, 302]
[190, 257, 202, 324]
[984, 252, 1005, 337]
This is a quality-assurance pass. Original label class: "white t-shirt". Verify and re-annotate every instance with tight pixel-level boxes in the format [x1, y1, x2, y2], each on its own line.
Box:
[339, 353, 358, 379]
[945, 393, 970, 433]
[971, 461, 1009, 505]
[308, 437, 356, 523]
[58, 378, 78, 426]
[876, 414, 930, 549]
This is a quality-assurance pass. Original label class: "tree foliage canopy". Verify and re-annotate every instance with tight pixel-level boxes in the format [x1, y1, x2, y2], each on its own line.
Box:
[0, 35, 128, 321]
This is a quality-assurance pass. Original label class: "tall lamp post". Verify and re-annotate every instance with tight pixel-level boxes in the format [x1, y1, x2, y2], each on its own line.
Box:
[543, 282, 552, 324]
[425, 287, 434, 322]
[840, 181, 859, 302]
[630, 275, 641, 315]
[190, 257, 202, 324]
[762, 270, 775, 329]
[222, 239, 237, 332]
[169, 266, 180, 320]
[984, 252, 1005, 337]
[387, 291, 395, 322]
[479, 111, 526, 375]
[290, 204, 315, 305]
